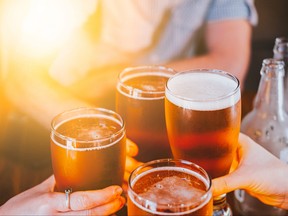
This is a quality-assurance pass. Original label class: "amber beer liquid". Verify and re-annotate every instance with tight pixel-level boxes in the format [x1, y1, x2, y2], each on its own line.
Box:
[116, 66, 175, 162]
[50, 108, 126, 192]
[165, 71, 241, 179]
[128, 159, 213, 216]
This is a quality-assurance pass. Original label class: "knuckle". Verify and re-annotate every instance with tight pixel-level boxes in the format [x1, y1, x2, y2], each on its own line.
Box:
[72, 193, 91, 210]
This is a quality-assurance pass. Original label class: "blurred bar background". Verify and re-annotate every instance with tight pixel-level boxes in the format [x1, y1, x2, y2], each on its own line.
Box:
[244, 0, 288, 92]
[0, 0, 288, 213]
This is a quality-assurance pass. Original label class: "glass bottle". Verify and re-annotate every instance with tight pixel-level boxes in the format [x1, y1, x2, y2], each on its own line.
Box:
[273, 37, 288, 110]
[234, 58, 288, 216]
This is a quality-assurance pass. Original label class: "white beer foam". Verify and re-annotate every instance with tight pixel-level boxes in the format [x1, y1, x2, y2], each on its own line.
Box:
[139, 175, 205, 206]
[166, 72, 240, 111]
[130, 167, 211, 215]
[52, 114, 124, 151]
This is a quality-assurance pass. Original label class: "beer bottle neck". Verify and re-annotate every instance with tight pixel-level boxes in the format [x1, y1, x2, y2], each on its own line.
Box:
[273, 37, 288, 65]
[253, 59, 286, 118]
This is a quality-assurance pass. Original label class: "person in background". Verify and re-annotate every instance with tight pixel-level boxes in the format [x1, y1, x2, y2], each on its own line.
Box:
[0, 0, 257, 211]
[213, 133, 288, 210]
[1, 0, 258, 129]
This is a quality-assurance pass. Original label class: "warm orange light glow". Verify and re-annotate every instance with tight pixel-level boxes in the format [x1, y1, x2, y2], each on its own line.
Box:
[1, 0, 96, 57]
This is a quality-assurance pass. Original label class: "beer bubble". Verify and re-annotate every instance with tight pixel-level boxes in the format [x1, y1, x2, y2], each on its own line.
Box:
[139, 176, 205, 210]
[155, 183, 163, 189]
[53, 115, 124, 150]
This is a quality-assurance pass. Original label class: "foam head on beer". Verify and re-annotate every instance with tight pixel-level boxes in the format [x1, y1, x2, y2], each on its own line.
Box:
[165, 71, 241, 111]
[129, 166, 212, 214]
[138, 174, 206, 212]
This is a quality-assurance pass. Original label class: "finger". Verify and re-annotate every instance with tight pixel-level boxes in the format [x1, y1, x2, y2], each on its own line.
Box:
[61, 196, 126, 216]
[124, 157, 142, 183]
[228, 157, 239, 173]
[122, 182, 128, 195]
[125, 156, 143, 173]
[124, 170, 132, 183]
[51, 185, 123, 212]
[37, 175, 56, 192]
[124, 156, 144, 184]
[88, 196, 126, 216]
[126, 139, 139, 157]
[238, 133, 252, 155]
[70, 186, 123, 211]
[212, 177, 233, 197]
[212, 171, 243, 197]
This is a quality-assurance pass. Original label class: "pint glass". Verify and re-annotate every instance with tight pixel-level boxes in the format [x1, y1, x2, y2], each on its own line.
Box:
[128, 159, 213, 216]
[165, 69, 241, 216]
[50, 107, 126, 192]
[116, 66, 175, 162]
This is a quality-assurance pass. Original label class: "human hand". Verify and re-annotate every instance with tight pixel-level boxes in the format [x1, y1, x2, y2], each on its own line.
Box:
[0, 176, 125, 215]
[123, 139, 143, 192]
[212, 133, 288, 210]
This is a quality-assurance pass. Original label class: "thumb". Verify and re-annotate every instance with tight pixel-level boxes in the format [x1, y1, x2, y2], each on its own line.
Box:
[38, 175, 57, 192]
[212, 172, 242, 197]
[126, 139, 139, 157]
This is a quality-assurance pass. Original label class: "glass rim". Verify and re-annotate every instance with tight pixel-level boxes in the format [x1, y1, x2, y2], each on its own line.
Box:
[275, 36, 288, 45]
[165, 69, 240, 103]
[117, 65, 176, 98]
[261, 58, 285, 77]
[128, 158, 212, 215]
[50, 107, 125, 147]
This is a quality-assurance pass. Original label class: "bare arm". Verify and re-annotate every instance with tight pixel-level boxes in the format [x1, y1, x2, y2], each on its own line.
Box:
[4, 66, 91, 130]
[4, 49, 127, 130]
[167, 19, 252, 88]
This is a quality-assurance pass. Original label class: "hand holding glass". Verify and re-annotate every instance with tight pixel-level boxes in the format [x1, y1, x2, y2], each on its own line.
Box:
[165, 70, 241, 215]
[50, 107, 126, 192]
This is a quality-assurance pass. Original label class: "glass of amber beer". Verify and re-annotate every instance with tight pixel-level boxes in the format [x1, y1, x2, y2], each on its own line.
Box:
[165, 69, 241, 216]
[50, 107, 126, 192]
[128, 158, 213, 216]
[116, 65, 175, 162]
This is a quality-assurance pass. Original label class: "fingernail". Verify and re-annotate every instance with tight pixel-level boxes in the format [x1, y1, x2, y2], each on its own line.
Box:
[115, 186, 123, 196]
[119, 196, 126, 208]
[126, 145, 133, 155]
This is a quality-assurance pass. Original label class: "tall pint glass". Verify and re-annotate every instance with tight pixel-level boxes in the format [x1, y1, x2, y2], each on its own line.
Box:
[165, 70, 241, 216]
[128, 159, 213, 216]
[50, 107, 126, 192]
[116, 66, 175, 162]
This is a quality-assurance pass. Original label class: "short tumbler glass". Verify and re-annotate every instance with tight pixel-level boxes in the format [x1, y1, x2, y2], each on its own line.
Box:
[128, 158, 213, 216]
[50, 107, 126, 192]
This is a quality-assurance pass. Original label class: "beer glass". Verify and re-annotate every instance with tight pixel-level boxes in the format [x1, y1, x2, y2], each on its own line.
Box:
[50, 107, 126, 192]
[128, 158, 213, 216]
[116, 65, 175, 162]
[165, 69, 241, 216]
